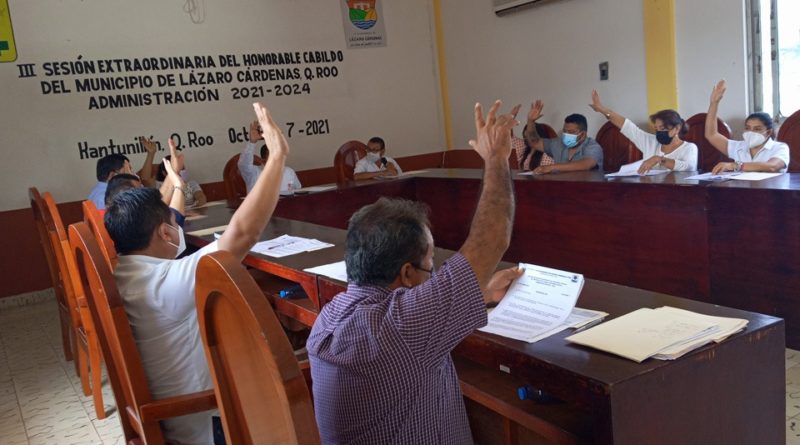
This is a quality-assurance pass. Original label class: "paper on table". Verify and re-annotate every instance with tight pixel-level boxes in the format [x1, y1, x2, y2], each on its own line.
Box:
[188, 200, 226, 209]
[400, 170, 430, 176]
[249, 234, 334, 258]
[304, 261, 348, 282]
[479, 263, 584, 343]
[684, 172, 740, 181]
[729, 172, 784, 181]
[565, 308, 721, 362]
[297, 185, 337, 193]
[605, 160, 670, 178]
[650, 306, 747, 359]
[187, 225, 229, 237]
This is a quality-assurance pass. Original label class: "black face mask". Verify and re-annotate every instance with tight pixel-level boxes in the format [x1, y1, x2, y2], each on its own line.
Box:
[656, 130, 673, 145]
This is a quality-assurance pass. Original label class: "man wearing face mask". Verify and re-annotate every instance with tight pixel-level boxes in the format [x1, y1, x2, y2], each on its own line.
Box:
[353, 136, 403, 180]
[590, 90, 698, 174]
[705, 80, 790, 174]
[308, 101, 523, 444]
[104, 102, 289, 445]
[521, 100, 604, 175]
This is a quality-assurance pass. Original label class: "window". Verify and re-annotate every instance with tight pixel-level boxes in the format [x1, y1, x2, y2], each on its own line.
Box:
[748, 0, 800, 121]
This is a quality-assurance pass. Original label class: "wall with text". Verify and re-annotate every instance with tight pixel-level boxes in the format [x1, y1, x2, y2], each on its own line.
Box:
[0, 0, 445, 212]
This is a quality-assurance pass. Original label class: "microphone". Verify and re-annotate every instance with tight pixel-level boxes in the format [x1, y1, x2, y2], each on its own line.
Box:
[381, 157, 388, 166]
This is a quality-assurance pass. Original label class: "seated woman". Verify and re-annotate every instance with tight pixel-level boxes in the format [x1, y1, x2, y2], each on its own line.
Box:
[155, 153, 207, 207]
[590, 90, 698, 174]
[512, 122, 556, 171]
[705, 80, 789, 174]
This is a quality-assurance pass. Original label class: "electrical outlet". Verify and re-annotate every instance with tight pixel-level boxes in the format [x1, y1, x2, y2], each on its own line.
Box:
[599, 62, 609, 81]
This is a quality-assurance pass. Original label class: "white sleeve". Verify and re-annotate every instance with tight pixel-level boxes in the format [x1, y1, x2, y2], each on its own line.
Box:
[187, 180, 202, 194]
[388, 157, 402, 175]
[288, 168, 301, 189]
[671, 143, 698, 171]
[726, 139, 747, 160]
[771, 142, 791, 168]
[621, 118, 659, 158]
[159, 241, 220, 319]
[238, 142, 260, 192]
[354, 158, 368, 174]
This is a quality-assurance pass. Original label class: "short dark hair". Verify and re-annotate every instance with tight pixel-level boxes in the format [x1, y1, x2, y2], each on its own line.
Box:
[745, 112, 774, 130]
[105, 188, 172, 255]
[368, 137, 385, 151]
[259, 144, 268, 160]
[96, 154, 130, 182]
[104, 174, 141, 208]
[564, 114, 588, 133]
[345, 198, 431, 286]
[649, 109, 688, 137]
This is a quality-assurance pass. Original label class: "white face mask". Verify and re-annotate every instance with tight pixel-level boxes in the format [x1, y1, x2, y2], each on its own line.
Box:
[166, 223, 186, 258]
[366, 152, 381, 163]
[742, 131, 767, 149]
[179, 169, 189, 181]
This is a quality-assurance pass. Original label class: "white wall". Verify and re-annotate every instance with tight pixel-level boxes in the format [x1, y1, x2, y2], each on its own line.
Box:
[675, 0, 749, 135]
[440, 0, 751, 146]
[0, 0, 445, 211]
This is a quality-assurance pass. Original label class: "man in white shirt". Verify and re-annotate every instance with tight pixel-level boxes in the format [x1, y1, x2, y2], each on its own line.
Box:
[239, 120, 301, 193]
[354, 136, 403, 180]
[105, 102, 290, 445]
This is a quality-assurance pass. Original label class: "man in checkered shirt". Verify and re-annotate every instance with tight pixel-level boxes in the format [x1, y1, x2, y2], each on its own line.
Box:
[308, 101, 522, 444]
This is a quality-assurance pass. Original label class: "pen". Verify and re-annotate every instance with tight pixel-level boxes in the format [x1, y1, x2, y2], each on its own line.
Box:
[572, 317, 606, 333]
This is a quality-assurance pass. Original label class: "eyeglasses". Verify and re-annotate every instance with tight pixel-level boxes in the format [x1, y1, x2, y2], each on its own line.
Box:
[412, 263, 435, 274]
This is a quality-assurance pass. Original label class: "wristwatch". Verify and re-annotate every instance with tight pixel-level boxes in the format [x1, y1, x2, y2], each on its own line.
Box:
[734, 161, 743, 172]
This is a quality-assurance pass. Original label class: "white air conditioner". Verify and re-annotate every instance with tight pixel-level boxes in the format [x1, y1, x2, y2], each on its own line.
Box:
[493, 0, 553, 16]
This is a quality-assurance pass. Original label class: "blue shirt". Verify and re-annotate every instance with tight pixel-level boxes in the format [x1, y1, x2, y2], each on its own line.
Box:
[88, 181, 108, 210]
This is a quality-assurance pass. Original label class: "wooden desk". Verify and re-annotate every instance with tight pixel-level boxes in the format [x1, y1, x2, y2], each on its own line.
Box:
[184, 207, 785, 445]
[262, 169, 800, 349]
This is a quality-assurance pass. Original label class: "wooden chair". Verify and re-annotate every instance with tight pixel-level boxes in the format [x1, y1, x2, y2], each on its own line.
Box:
[43, 193, 107, 419]
[595, 121, 641, 173]
[684, 113, 732, 172]
[68, 222, 217, 445]
[29, 187, 73, 362]
[334, 141, 367, 184]
[196, 251, 320, 445]
[82, 200, 117, 270]
[778, 109, 800, 173]
[223, 154, 261, 201]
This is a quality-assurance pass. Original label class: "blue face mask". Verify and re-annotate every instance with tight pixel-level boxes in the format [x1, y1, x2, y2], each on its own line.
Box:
[562, 133, 580, 148]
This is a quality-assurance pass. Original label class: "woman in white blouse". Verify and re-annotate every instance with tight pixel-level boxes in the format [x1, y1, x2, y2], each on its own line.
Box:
[590, 90, 698, 174]
[705, 80, 790, 174]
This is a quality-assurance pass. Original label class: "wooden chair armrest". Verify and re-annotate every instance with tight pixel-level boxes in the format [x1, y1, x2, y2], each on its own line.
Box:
[139, 389, 216, 422]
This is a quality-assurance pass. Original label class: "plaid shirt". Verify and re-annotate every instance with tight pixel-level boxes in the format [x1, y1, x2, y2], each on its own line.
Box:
[512, 136, 555, 170]
[307, 253, 485, 444]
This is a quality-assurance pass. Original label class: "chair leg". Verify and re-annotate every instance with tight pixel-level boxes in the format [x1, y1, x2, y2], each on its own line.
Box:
[71, 328, 80, 377]
[89, 337, 106, 419]
[79, 341, 91, 396]
[59, 308, 73, 362]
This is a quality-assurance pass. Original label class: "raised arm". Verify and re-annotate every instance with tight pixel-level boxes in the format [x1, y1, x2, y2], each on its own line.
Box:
[705, 80, 730, 154]
[138, 137, 158, 187]
[238, 121, 261, 176]
[589, 90, 626, 129]
[218, 103, 288, 261]
[161, 158, 186, 215]
[159, 139, 183, 205]
[459, 101, 517, 290]
[523, 100, 546, 152]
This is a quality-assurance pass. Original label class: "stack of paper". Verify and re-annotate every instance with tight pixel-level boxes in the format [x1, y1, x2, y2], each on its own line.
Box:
[479, 264, 600, 343]
[249, 234, 334, 258]
[605, 160, 670, 178]
[686, 172, 785, 182]
[565, 306, 748, 362]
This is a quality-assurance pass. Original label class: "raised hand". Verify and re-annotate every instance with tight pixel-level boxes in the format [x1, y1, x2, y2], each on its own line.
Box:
[484, 267, 525, 304]
[162, 158, 184, 188]
[168, 138, 184, 173]
[589, 89, 606, 114]
[253, 102, 289, 158]
[248, 120, 261, 143]
[527, 100, 544, 122]
[139, 137, 157, 154]
[710, 80, 726, 104]
[468, 100, 519, 162]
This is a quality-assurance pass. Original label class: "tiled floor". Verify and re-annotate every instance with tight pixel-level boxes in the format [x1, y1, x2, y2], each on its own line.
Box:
[1, 297, 800, 444]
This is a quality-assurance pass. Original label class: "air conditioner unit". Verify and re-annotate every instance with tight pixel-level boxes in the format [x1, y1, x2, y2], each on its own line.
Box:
[493, 0, 553, 16]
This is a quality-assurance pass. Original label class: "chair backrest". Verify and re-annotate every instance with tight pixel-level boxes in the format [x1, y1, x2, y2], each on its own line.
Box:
[29, 188, 63, 304]
[684, 113, 732, 172]
[196, 251, 320, 445]
[68, 222, 161, 443]
[777, 109, 800, 173]
[334, 141, 367, 184]
[42, 193, 83, 329]
[82, 200, 117, 270]
[595, 121, 642, 173]
[223, 154, 260, 201]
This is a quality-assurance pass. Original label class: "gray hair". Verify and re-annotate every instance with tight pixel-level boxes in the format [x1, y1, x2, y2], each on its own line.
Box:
[345, 198, 431, 286]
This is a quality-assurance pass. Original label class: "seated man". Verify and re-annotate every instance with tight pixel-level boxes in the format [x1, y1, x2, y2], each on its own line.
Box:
[308, 101, 522, 443]
[522, 100, 603, 174]
[105, 102, 289, 445]
[239, 120, 301, 193]
[103, 161, 188, 228]
[88, 141, 156, 209]
[354, 136, 403, 180]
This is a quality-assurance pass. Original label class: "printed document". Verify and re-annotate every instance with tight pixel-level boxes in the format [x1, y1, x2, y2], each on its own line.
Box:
[605, 160, 670, 177]
[304, 261, 348, 282]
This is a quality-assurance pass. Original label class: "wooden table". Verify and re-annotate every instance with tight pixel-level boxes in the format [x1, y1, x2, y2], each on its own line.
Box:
[184, 205, 785, 445]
